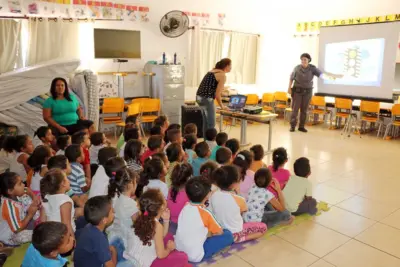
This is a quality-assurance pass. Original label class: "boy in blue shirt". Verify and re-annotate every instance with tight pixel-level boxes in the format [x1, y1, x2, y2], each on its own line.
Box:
[191, 141, 211, 176]
[210, 132, 228, 161]
[22, 222, 74, 267]
[65, 144, 90, 195]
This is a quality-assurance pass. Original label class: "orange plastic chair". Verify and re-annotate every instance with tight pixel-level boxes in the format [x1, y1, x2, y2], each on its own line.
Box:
[101, 97, 125, 138]
[308, 96, 330, 124]
[262, 93, 274, 112]
[383, 104, 400, 139]
[274, 91, 289, 110]
[359, 101, 381, 135]
[140, 98, 161, 136]
[246, 94, 259, 105]
[332, 98, 352, 128]
[116, 102, 142, 129]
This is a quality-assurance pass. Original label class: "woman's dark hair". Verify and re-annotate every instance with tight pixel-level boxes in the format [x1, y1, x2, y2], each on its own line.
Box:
[57, 135, 70, 151]
[205, 128, 217, 141]
[272, 147, 288, 172]
[164, 124, 181, 143]
[71, 131, 86, 145]
[14, 135, 29, 152]
[215, 58, 232, 70]
[28, 145, 51, 173]
[170, 163, 193, 203]
[150, 126, 162, 136]
[136, 158, 164, 198]
[147, 135, 163, 151]
[104, 157, 126, 178]
[183, 123, 197, 135]
[50, 78, 71, 101]
[182, 134, 197, 150]
[124, 128, 140, 142]
[124, 140, 142, 163]
[34, 126, 50, 140]
[125, 115, 138, 125]
[199, 161, 218, 184]
[233, 150, 254, 181]
[108, 167, 137, 199]
[84, 196, 112, 226]
[65, 144, 82, 163]
[0, 172, 19, 198]
[216, 147, 232, 165]
[250, 145, 265, 161]
[254, 168, 272, 188]
[2, 136, 16, 153]
[213, 165, 240, 191]
[32, 222, 68, 256]
[186, 176, 211, 203]
[300, 53, 311, 62]
[77, 120, 94, 131]
[153, 115, 168, 127]
[166, 143, 182, 162]
[194, 141, 209, 158]
[216, 132, 228, 146]
[47, 155, 68, 170]
[40, 169, 65, 200]
[90, 132, 104, 146]
[134, 189, 165, 246]
[294, 157, 310, 177]
[225, 138, 240, 156]
[98, 147, 118, 166]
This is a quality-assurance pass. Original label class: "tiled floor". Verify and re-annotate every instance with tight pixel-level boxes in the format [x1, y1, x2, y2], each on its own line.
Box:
[204, 120, 400, 267]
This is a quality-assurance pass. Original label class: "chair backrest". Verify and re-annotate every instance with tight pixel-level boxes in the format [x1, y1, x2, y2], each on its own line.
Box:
[102, 98, 124, 114]
[141, 98, 160, 113]
[131, 98, 148, 106]
[262, 93, 274, 103]
[360, 100, 380, 114]
[127, 103, 141, 116]
[246, 94, 259, 105]
[335, 98, 352, 110]
[310, 96, 326, 107]
[391, 104, 400, 116]
[274, 91, 288, 102]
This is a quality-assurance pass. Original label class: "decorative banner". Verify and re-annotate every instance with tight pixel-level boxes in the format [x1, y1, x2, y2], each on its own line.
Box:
[296, 13, 400, 32]
[87, 0, 101, 18]
[6, 0, 23, 14]
[125, 5, 137, 21]
[55, 0, 71, 18]
[37, 0, 56, 16]
[191, 12, 201, 26]
[218, 13, 226, 27]
[72, 0, 88, 18]
[101, 1, 114, 19]
[138, 6, 149, 22]
[201, 13, 210, 26]
[113, 3, 124, 20]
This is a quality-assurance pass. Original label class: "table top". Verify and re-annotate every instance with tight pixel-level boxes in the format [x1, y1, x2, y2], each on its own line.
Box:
[217, 109, 278, 123]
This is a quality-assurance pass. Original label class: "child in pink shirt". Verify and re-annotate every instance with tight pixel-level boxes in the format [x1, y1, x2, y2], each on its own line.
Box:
[233, 151, 254, 198]
[167, 162, 192, 223]
[268, 147, 290, 197]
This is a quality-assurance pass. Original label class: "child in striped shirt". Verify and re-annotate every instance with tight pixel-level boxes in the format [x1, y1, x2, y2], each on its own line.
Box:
[65, 144, 90, 195]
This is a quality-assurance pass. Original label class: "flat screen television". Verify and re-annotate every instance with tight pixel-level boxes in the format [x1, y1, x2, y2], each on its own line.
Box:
[94, 29, 141, 59]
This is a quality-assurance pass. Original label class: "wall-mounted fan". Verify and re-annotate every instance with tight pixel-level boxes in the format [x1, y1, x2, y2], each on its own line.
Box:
[160, 10, 194, 38]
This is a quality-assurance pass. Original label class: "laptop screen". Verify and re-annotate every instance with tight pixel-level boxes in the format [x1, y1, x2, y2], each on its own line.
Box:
[228, 95, 247, 109]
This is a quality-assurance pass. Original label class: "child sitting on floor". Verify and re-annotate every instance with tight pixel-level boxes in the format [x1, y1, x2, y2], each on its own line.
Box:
[88, 147, 118, 199]
[164, 128, 183, 153]
[225, 138, 240, 158]
[141, 135, 165, 164]
[182, 134, 197, 164]
[137, 157, 168, 199]
[28, 145, 52, 196]
[89, 132, 108, 165]
[215, 147, 232, 166]
[210, 166, 267, 243]
[10, 135, 35, 182]
[167, 163, 192, 224]
[165, 143, 185, 186]
[233, 151, 254, 197]
[65, 144, 90, 195]
[163, 123, 180, 144]
[56, 135, 71, 156]
[74, 196, 127, 267]
[150, 126, 162, 136]
[21, 222, 75, 267]
[154, 115, 170, 136]
[124, 189, 189, 267]
[268, 147, 290, 197]
[35, 126, 55, 151]
[72, 131, 91, 178]
[0, 172, 39, 245]
[205, 128, 218, 152]
[107, 167, 139, 246]
[283, 157, 317, 216]
[191, 141, 211, 176]
[210, 132, 228, 161]
[176, 177, 233, 263]
[249, 145, 266, 172]
[199, 161, 219, 192]
[119, 128, 141, 158]
[244, 168, 293, 228]
[117, 115, 139, 151]
[124, 139, 144, 173]
[183, 123, 197, 136]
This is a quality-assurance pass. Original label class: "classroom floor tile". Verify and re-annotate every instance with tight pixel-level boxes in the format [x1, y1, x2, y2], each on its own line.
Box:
[380, 209, 400, 229]
[309, 259, 336, 267]
[313, 184, 354, 205]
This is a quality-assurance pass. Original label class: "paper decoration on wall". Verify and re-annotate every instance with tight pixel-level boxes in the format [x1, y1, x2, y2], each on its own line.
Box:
[101, 1, 114, 19]
[296, 13, 400, 32]
[37, 0, 56, 16]
[218, 13, 226, 27]
[98, 80, 117, 98]
[125, 5, 137, 21]
[87, 0, 100, 18]
[114, 3, 124, 20]
[72, 0, 88, 18]
[55, 0, 71, 18]
[138, 6, 149, 22]
[191, 12, 200, 26]
[8, 0, 22, 13]
[201, 13, 210, 26]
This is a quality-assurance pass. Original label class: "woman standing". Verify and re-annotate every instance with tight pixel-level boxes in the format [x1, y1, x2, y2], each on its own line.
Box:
[196, 58, 231, 129]
[43, 78, 85, 136]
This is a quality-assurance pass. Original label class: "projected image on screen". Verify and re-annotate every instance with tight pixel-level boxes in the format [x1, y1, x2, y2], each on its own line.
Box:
[324, 38, 385, 87]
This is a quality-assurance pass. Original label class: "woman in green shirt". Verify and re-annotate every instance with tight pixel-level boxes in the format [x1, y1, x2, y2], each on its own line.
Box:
[43, 78, 85, 136]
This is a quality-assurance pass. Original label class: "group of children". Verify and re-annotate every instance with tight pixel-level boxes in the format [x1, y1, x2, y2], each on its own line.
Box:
[0, 114, 317, 267]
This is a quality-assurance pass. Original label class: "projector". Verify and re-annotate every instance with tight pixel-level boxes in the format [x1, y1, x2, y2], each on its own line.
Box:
[243, 106, 263, 114]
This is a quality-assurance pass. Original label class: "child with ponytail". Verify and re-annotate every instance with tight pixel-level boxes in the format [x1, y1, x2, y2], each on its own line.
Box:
[167, 163, 192, 223]
[124, 189, 189, 267]
[27, 145, 52, 196]
[268, 147, 290, 197]
[233, 150, 254, 198]
[137, 157, 168, 199]
[9, 135, 35, 182]
[199, 161, 219, 191]
[107, 167, 139, 246]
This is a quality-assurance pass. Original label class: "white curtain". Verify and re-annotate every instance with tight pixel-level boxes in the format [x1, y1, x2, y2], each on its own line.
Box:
[227, 32, 258, 84]
[27, 18, 80, 66]
[0, 20, 22, 73]
[186, 26, 202, 87]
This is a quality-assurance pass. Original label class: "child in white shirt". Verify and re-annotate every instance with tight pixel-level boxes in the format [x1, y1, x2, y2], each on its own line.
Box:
[137, 157, 168, 199]
[56, 135, 71, 156]
[119, 128, 141, 158]
[89, 132, 107, 164]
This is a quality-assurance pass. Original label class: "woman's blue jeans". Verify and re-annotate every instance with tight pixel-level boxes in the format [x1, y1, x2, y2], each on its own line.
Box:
[196, 95, 216, 130]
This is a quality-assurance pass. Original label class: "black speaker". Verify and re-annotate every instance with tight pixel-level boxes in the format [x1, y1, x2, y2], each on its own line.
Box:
[181, 104, 206, 138]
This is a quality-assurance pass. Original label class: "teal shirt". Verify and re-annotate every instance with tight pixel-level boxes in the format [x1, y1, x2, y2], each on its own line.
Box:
[210, 145, 221, 161]
[22, 244, 68, 267]
[43, 94, 79, 126]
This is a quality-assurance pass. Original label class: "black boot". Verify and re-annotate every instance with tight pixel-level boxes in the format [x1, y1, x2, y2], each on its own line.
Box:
[290, 127, 295, 132]
[298, 128, 308, 133]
